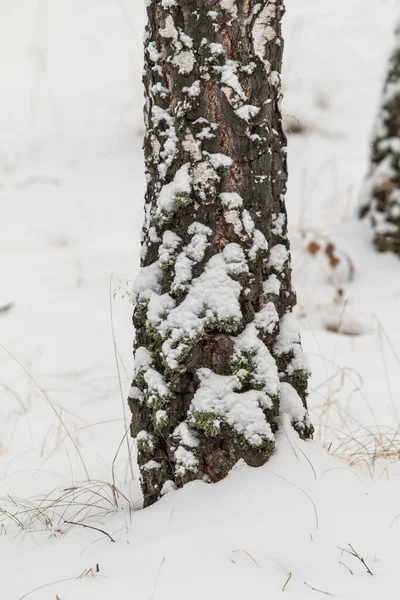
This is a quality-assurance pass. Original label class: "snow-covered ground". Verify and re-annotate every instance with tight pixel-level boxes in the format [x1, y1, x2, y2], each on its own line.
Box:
[1, 0, 400, 598]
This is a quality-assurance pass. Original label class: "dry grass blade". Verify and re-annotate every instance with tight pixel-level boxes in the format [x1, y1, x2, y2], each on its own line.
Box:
[19, 569, 104, 600]
[264, 470, 319, 530]
[151, 557, 166, 600]
[339, 561, 353, 575]
[109, 274, 134, 484]
[293, 441, 317, 479]
[232, 549, 260, 567]
[0, 480, 129, 536]
[0, 344, 90, 480]
[282, 572, 292, 591]
[308, 357, 400, 474]
[19, 577, 78, 600]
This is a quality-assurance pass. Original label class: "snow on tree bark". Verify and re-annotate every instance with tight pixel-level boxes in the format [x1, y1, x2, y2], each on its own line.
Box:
[361, 22, 400, 253]
[129, 0, 313, 507]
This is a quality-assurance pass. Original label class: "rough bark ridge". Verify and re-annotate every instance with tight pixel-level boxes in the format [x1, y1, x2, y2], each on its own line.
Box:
[129, 0, 313, 507]
[361, 22, 400, 253]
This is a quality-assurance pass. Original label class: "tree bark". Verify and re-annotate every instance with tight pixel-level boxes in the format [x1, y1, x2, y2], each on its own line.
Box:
[129, 0, 313, 507]
[361, 22, 400, 253]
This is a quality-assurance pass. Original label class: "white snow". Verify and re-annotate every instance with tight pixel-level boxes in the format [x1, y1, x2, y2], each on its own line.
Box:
[179, 32, 193, 49]
[224, 208, 245, 238]
[133, 261, 162, 300]
[143, 460, 162, 470]
[151, 106, 179, 178]
[172, 222, 211, 292]
[182, 80, 201, 97]
[156, 163, 192, 217]
[147, 41, 162, 63]
[280, 382, 308, 426]
[158, 230, 183, 268]
[254, 302, 279, 334]
[155, 409, 168, 424]
[144, 368, 171, 405]
[249, 229, 268, 259]
[160, 244, 248, 369]
[133, 346, 153, 372]
[274, 313, 310, 374]
[214, 61, 247, 101]
[207, 11, 219, 21]
[174, 446, 199, 476]
[160, 479, 177, 495]
[172, 50, 195, 75]
[2, 2, 400, 600]
[322, 307, 374, 336]
[220, 0, 238, 19]
[268, 244, 289, 272]
[160, 14, 178, 40]
[220, 192, 243, 209]
[209, 42, 224, 55]
[182, 133, 202, 160]
[133, 351, 170, 406]
[269, 70, 280, 87]
[129, 386, 144, 403]
[242, 209, 255, 235]
[189, 368, 275, 446]
[234, 323, 280, 398]
[271, 212, 286, 237]
[151, 82, 169, 99]
[147, 292, 175, 326]
[173, 422, 199, 448]
[252, 3, 277, 70]
[196, 127, 215, 140]
[206, 152, 234, 169]
[263, 274, 281, 295]
[235, 105, 261, 122]
[136, 430, 155, 448]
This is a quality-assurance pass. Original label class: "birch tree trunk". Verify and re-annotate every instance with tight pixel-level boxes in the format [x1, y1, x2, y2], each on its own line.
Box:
[361, 22, 400, 253]
[129, 0, 313, 507]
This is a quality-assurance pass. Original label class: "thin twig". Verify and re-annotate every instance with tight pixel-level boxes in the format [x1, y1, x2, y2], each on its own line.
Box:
[63, 520, 115, 542]
[338, 543, 373, 575]
[304, 582, 336, 596]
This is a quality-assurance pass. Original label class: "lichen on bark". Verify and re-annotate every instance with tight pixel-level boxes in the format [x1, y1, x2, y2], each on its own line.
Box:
[129, 0, 313, 507]
[361, 22, 400, 254]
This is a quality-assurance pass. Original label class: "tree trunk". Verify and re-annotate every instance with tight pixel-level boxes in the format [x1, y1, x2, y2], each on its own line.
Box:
[129, 0, 313, 507]
[361, 22, 400, 253]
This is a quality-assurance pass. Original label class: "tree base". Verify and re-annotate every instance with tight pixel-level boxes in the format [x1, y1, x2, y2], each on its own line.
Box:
[374, 232, 400, 254]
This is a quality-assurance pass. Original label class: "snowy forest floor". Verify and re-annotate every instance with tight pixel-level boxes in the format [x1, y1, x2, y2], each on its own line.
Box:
[1, 0, 400, 598]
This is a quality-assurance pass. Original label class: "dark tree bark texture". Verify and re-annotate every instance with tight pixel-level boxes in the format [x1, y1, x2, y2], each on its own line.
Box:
[129, 0, 313, 507]
[361, 23, 400, 253]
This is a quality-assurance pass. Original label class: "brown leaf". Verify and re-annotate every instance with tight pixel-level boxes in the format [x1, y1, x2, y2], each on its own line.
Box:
[307, 241, 321, 255]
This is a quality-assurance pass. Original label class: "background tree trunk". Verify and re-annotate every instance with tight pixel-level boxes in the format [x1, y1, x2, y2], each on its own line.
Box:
[129, 0, 313, 507]
[361, 22, 400, 253]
